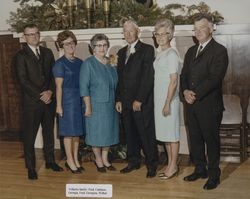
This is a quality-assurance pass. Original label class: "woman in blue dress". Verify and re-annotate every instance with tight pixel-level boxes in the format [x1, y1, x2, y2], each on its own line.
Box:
[53, 30, 84, 174]
[80, 34, 119, 172]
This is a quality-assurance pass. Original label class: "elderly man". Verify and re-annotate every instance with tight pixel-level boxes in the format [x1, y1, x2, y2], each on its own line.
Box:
[180, 14, 228, 189]
[116, 19, 158, 178]
[13, 24, 63, 180]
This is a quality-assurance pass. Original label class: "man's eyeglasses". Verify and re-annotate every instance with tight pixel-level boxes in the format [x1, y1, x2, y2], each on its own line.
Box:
[63, 41, 76, 47]
[94, 44, 108, 48]
[24, 32, 40, 37]
[193, 26, 208, 33]
[153, 32, 170, 37]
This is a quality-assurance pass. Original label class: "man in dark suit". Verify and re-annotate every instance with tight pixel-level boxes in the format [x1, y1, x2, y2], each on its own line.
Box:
[115, 19, 158, 178]
[13, 24, 63, 180]
[180, 14, 228, 190]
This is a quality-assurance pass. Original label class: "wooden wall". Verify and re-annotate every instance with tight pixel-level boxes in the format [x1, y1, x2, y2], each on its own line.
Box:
[0, 35, 22, 134]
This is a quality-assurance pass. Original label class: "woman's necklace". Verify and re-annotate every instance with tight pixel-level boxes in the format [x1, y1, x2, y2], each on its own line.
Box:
[95, 55, 107, 65]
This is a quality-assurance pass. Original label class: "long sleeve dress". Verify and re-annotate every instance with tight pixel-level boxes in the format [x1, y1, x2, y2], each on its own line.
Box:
[79, 56, 119, 147]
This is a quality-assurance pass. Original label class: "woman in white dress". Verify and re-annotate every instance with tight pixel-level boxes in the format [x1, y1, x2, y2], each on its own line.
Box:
[153, 18, 181, 179]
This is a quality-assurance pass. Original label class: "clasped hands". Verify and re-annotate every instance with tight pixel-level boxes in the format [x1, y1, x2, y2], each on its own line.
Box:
[183, 90, 196, 104]
[40, 90, 52, 104]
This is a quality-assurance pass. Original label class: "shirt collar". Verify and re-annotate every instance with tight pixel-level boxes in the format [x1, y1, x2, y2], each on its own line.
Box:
[28, 44, 40, 54]
[199, 38, 212, 49]
[129, 39, 139, 49]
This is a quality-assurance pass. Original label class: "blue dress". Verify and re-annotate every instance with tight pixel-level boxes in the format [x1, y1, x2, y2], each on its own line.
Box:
[79, 56, 119, 147]
[53, 56, 85, 136]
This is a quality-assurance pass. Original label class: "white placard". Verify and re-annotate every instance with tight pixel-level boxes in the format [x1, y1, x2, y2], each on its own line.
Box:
[66, 184, 112, 198]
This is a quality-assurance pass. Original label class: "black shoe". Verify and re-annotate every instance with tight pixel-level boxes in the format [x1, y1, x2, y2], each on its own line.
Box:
[146, 169, 156, 178]
[77, 166, 85, 172]
[94, 162, 106, 173]
[183, 172, 208, 181]
[65, 162, 81, 174]
[203, 178, 220, 190]
[28, 169, 38, 180]
[104, 164, 116, 171]
[120, 164, 140, 174]
[45, 162, 63, 172]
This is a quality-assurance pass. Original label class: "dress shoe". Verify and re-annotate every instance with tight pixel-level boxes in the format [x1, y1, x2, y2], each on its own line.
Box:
[65, 162, 81, 174]
[203, 178, 220, 190]
[94, 162, 106, 173]
[158, 172, 165, 177]
[183, 172, 208, 181]
[104, 164, 116, 171]
[45, 162, 64, 172]
[28, 169, 38, 180]
[159, 169, 179, 180]
[146, 169, 156, 178]
[120, 164, 140, 174]
[77, 166, 85, 172]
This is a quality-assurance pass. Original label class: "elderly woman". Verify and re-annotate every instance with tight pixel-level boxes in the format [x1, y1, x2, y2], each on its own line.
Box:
[53, 30, 85, 174]
[153, 19, 181, 179]
[80, 34, 119, 172]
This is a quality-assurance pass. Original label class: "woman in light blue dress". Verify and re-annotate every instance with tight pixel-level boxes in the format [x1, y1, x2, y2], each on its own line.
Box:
[53, 30, 84, 174]
[153, 19, 181, 179]
[80, 34, 119, 172]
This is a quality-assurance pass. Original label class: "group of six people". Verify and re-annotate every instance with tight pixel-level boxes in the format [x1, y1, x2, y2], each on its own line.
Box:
[13, 13, 228, 190]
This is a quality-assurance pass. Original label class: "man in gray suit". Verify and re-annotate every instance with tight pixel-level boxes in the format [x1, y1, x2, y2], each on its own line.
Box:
[180, 14, 228, 190]
[13, 24, 63, 180]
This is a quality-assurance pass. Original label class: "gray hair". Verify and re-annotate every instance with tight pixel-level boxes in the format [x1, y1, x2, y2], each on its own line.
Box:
[154, 18, 175, 40]
[123, 19, 139, 30]
[194, 13, 214, 30]
[90, 33, 110, 50]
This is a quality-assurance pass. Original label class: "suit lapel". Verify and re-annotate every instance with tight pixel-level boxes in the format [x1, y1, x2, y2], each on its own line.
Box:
[24, 45, 45, 75]
[195, 38, 214, 59]
[125, 40, 142, 65]
[24, 45, 41, 63]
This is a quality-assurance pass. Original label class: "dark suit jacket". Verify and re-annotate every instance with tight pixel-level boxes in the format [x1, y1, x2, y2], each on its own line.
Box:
[116, 40, 155, 108]
[13, 44, 55, 107]
[180, 38, 228, 112]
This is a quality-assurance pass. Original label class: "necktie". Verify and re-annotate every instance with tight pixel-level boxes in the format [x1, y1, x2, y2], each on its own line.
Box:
[35, 48, 40, 60]
[196, 45, 203, 58]
[125, 45, 131, 63]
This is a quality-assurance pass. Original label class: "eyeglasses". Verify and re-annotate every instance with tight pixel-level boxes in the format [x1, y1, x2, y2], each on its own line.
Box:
[94, 44, 108, 48]
[153, 32, 170, 37]
[193, 26, 208, 33]
[63, 41, 76, 47]
[24, 32, 40, 37]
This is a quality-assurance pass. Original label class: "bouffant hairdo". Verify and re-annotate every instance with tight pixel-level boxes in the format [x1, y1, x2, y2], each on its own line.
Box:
[57, 30, 77, 48]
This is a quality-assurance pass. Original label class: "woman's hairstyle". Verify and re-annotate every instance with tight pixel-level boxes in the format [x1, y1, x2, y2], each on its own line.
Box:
[57, 30, 77, 48]
[90, 34, 110, 50]
[154, 18, 175, 40]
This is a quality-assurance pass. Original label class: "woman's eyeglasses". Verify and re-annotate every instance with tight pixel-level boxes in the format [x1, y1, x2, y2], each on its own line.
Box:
[94, 44, 108, 48]
[63, 41, 76, 47]
[153, 32, 170, 37]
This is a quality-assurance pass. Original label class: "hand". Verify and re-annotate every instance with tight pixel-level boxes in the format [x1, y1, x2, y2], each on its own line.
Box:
[85, 105, 92, 117]
[132, 100, 142, 112]
[115, 102, 122, 113]
[40, 90, 52, 104]
[183, 90, 196, 104]
[162, 103, 170, 117]
[56, 106, 63, 117]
